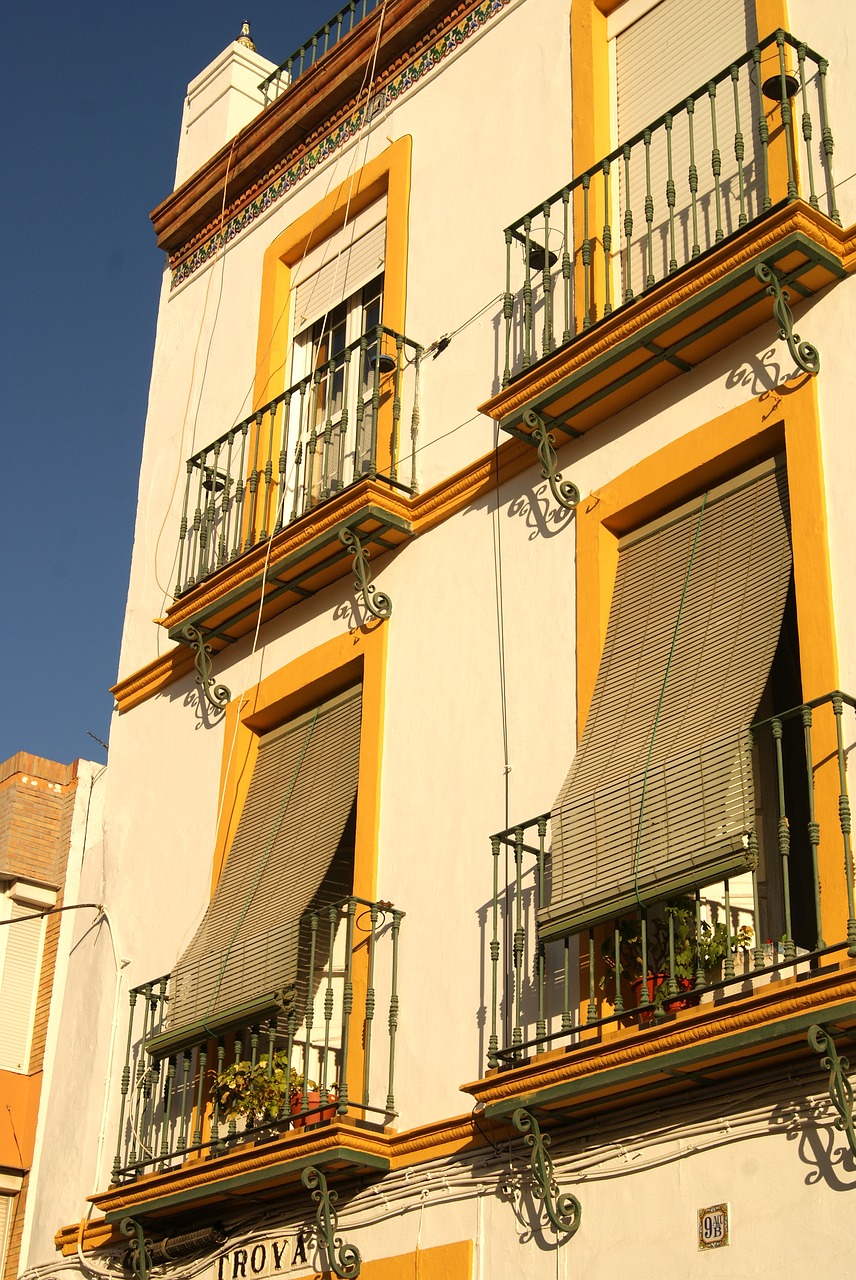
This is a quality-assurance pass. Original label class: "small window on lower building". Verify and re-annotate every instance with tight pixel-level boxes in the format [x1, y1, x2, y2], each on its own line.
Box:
[0, 891, 47, 1072]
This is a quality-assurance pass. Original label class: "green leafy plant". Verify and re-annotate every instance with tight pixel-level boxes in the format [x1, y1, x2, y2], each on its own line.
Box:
[212, 1051, 309, 1123]
[602, 897, 754, 1008]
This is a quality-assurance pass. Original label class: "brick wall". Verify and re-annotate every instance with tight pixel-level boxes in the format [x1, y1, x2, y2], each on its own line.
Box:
[0, 754, 78, 888]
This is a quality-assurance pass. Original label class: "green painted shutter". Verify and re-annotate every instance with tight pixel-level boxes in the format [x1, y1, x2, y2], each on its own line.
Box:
[159, 685, 362, 1049]
[541, 459, 791, 940]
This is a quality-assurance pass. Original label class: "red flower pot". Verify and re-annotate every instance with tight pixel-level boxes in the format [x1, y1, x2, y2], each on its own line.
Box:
[631, 975, 697, 1023]
[290, 1090, 337, 1129]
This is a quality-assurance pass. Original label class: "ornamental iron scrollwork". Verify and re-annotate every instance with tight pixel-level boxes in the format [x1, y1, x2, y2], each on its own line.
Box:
[301, 1166, 361, 1279]
[754, 261, 821, 375]
[523, 411, 581, 512]
[180, 624, 231, 712]
[808, 1024, 856, 1157]
[512, 1107, 582, 1238]
[339, 527, 393, 622]
[120, 1217, 153, 1280]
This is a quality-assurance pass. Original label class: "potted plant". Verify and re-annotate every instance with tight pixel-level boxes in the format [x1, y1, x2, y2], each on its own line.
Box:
[213, 1050, 304, 1126]
[602, 898, 753, 1017]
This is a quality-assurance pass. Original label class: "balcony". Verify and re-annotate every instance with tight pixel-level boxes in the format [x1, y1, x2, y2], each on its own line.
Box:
[481, 31, 849, 439]
[258, 0, 385, 104]
[101, 896, 403, 1218]
[164, 327, 421, 651]
[468, 692, 856, 1119]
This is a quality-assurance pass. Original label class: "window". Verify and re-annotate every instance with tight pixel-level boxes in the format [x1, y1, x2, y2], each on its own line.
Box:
[542, 458, 793, 940]
[0, 886, 48, 1072]
[0, 1193, 12, 1277]
[296, 272, 385, 503]
[152, 685, 362, 1051]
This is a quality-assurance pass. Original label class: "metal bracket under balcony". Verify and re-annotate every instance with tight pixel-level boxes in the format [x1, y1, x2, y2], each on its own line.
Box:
[490, 215, 845, 445]
[165, 500, 413, 653]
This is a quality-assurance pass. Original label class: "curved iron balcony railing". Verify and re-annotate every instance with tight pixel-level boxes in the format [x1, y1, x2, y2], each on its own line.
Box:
[484, 691, 856, 1069]
[174, 326, 422, 599]
[112, 896, 404, 1183]
[501, 30, 840, 385]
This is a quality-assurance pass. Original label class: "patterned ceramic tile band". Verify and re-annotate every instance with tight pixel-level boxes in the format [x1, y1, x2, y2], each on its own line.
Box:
[170, 0, 510, 290]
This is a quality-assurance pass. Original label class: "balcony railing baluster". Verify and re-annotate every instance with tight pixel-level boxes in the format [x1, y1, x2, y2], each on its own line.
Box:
[501, 31, 837, 386]
[172, 326, 421, 597]
[110, 896, 404, 1183]
[484, 690, 856, 1070]
[258, 0, 384, 104]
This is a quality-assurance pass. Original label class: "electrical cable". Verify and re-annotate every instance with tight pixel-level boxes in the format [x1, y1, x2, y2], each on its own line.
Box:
[164, 1, 394, 969]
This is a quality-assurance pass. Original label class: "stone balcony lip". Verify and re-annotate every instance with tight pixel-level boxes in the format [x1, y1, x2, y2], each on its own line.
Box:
[90, 1121, 392, 1223]
[462, 956, 856, 1121]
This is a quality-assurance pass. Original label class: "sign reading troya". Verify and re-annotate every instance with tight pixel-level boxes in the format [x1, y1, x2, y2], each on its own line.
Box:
[210, 1236, 309, 1280]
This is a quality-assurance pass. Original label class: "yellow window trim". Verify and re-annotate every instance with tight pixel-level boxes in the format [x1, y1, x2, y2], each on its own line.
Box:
[212, 626, 387, 908]
[575, 375, 843, 935]
[254, 136, 412, 411]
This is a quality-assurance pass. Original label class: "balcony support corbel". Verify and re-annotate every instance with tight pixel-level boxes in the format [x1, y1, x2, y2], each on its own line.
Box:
[523, 411, 581, 512]
[180, 624, 231, 711]
[301, 1166, 361, 1279]
[120, 1217, 153, 1280]
[754, 260, 820, 375]
[512, 1108, 582, 1239]
[339, 527, 392, 622]
[808, 1025, 856, 1157]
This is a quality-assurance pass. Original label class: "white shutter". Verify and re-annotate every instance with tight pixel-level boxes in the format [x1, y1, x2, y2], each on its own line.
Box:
[292, 206, 386, 335]
[0, 901, 45, 1071]
[612, 0, 760, 295]
[0, 1196, 11, 1276]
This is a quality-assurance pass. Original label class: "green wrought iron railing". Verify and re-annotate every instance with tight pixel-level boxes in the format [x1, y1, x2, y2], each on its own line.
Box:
[485, 691, 856, 1069]
[174, 326, 422, 598]
[258, 0, 385, 104]
[111, 896, 404, 1183]
[501, 30, 840, 384]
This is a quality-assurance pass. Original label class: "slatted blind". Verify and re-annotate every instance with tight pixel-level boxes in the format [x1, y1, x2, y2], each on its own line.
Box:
[613, 0, 759, 293]
[541, 459, 792, 940]
[0, 901, 44, 1071]
[0, 1196, 11, 1277]
[163, 686, 362, 1044]
[293, 218, 386, 336]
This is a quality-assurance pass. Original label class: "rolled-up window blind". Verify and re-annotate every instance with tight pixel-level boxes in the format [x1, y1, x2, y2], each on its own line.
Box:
[153, 686, 362, 1052]
[541, 458, 791, 941]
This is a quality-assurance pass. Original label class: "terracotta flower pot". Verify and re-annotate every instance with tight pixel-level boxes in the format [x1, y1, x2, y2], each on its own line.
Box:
[290, 1090, 337, 1129]
[631, 975, 697, 1023]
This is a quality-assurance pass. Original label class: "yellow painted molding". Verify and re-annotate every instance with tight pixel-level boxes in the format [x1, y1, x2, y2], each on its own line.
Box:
[111, 436, 534, 713]
[463, 962, 856, 1108]
[57, 968, 856, 1254]
[88, 1123, 392, 1220]
[255, 136, 411, 411]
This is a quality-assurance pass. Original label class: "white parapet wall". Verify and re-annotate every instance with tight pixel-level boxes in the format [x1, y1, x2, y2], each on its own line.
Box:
[175, 36, 277, 189]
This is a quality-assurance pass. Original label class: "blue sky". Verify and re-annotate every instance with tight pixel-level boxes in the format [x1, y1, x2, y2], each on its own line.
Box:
[1, 2, 337, 766]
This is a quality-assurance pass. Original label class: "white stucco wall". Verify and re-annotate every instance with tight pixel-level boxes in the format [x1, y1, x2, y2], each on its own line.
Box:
[24, 0, 856, 1273]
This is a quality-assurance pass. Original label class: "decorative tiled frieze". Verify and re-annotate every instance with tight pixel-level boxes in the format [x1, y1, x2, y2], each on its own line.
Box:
[170, 0, 510, 289]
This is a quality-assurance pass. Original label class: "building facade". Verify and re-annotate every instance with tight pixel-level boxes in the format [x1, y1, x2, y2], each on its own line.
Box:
[17, 0, 856, 1276]
[0, 753, 103, 1279]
